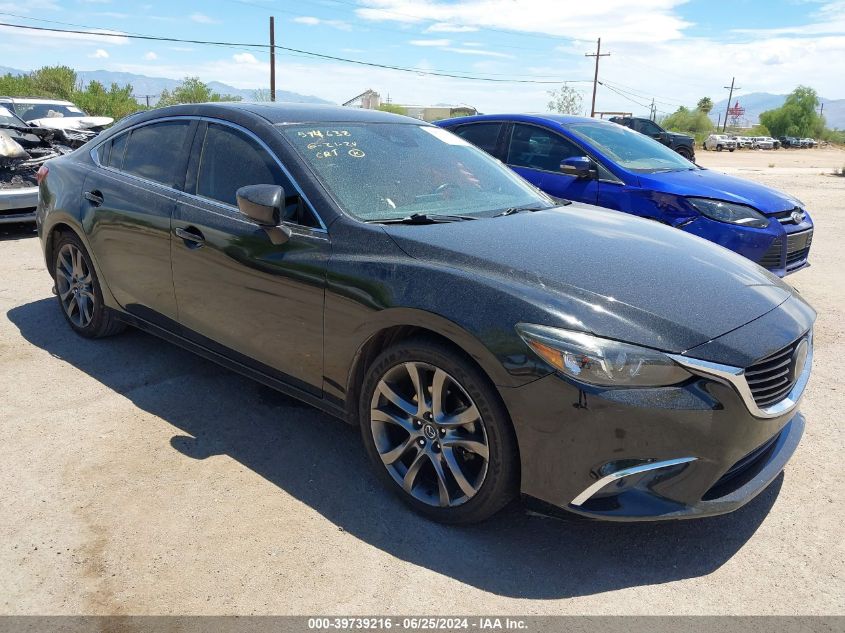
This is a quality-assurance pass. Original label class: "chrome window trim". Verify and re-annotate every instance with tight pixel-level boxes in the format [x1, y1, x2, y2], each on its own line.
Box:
[570, 457, 697, 506]
[668, 332, 813, 419]
[89, 115, 328, 232]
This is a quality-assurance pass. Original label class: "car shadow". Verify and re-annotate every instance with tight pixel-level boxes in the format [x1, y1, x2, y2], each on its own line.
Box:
[7, 297, 783, 599]
[0, 222, 37, 241]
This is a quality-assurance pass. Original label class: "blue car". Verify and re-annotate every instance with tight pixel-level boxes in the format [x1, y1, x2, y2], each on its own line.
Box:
[436, 114, 813, 276]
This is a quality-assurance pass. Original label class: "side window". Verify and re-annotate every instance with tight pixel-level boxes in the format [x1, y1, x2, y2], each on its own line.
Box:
[121, 120, 191, 187]
[108, 133, 128, 170]
[507, 124, 584, 172]
[640, 120, 662, 136]
[96, 139, 111, 166]
[453, 122, 503, 155]
[196, 123, 318, 227]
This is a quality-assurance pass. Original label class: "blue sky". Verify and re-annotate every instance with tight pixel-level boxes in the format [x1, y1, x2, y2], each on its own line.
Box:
[0, 0, 842, 115]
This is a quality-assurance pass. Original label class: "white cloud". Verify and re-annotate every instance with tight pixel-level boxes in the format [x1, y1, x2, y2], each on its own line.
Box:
[293, 15, 353, 30]
[408, 38, 451, 47]
[190, 13, 220, 24]
[233, 52, 259, 64]
[89, 48, 110, 59]
[426, 23, 478, 33]
[441, 47, 513, 58]
[0, 24, 129, 46]
[357, 0, 690, 43]
[144, 51, 158, 60]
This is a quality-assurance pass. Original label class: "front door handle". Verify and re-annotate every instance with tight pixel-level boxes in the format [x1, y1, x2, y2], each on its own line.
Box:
[84, 190, 104, 206]
[174, 226, 205, 248]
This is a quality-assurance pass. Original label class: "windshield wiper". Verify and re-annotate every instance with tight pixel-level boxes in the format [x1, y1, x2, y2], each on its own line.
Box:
[370, 213, 478, 225]
[493, 205, 552, 217]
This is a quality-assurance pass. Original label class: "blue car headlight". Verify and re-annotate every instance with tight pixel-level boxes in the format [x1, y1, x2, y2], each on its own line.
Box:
[516, 324, 691, 387]
[686, 198, 769, 228]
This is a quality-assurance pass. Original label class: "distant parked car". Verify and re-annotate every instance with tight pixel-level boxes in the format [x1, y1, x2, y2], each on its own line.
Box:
[0, 97, 113, 134]
[729, 135, 753, 149]
[751, 137, 775, 150]
[779, 136, 800, 148]
[800, 138, 816, 148]
[437, 114, 814, 276]
[703, 134, 737, 151]
[608, 116, 695, 160]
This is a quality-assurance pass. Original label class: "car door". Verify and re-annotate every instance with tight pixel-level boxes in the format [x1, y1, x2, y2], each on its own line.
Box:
[84, 118, 195, 324]
[171, 120, 329, 395]
[503, 123, 599, 204]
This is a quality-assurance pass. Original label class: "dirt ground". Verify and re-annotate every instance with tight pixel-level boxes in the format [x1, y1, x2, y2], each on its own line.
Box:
[1, 147, 843, 616]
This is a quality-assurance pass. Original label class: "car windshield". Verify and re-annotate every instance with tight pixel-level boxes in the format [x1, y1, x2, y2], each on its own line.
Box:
[279, 122, 554, 222]
[566, 121, 696, 173]
[0, 105, 28, 127]
[16, 103, 87, 120]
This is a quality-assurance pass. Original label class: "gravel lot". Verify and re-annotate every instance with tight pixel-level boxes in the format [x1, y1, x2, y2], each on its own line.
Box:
[1, 147, 843, 616]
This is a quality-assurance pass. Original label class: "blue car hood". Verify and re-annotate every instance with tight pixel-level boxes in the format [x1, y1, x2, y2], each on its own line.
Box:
[637, 168, 801, 214]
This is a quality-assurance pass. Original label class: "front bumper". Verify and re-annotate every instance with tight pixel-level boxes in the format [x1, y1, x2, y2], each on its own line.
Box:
[499, 305, 813, 522]
[0, 186, 38, 224]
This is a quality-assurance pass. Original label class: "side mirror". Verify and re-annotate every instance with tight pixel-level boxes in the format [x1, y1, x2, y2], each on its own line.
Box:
[236, 184, 283, 226]
[560, 156, 597, 178]
[236, 184, 292, 245]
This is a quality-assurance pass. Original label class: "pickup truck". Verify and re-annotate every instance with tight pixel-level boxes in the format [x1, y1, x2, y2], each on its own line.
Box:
[703, 134, 737, 152]
[608, 116, 696, 161]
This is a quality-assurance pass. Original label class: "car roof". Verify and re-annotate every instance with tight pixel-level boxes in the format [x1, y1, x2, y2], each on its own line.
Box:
[0, 97, 76, 105]
[436, 112, 610, 128]
[139, 102, 425, 125]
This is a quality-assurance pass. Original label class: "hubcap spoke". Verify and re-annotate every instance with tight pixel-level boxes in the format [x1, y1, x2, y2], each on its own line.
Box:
[56, 245, 95, 328]
[431, 368, 448, 421]
[378, 380, 418, 418]
[404, 362, 426, 416]
[440, 404, 481, 429]
[441, 437, 489, 460]
[441, 447, 477, 498]
[379, 435, 415, 465]
[403, 450, 426, 493]
[371, 408, 416, 435]
[428, 453, 451, 507]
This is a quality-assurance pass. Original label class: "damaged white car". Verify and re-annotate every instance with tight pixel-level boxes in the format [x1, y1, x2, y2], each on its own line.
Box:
[0, 97, 113, 134]
[0, 106, 80, 224]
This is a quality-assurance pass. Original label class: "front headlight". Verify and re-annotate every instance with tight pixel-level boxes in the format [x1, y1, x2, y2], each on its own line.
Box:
[686, 197, 769, 228]
[516, 323, 691, 387]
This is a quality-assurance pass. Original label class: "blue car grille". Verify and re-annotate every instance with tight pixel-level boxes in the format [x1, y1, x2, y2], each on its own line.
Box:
[758, 228, 812, 270]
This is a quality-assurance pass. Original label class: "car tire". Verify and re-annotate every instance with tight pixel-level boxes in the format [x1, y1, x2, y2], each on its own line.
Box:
[716, 145, 723, 151]
[729, 148, 735, 152]
[53, 232, 126, 338]
[359, 338, 519, 524]
[676, 147, 693, 160]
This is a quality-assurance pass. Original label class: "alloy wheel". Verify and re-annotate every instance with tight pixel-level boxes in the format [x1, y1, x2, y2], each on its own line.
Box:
[370, 361, 489, 508]
[55, 243, 95, 329]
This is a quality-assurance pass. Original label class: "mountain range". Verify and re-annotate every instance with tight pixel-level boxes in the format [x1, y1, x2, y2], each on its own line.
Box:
[711, 92, 844, 129]
[0, 66, 333, 106]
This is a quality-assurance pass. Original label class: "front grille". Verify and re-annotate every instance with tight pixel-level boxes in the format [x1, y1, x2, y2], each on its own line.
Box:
[772, 207, 804, 224]
[785, 229, 813, 268]
[745, 339, 803, 408]
[758, 238, 782, 268]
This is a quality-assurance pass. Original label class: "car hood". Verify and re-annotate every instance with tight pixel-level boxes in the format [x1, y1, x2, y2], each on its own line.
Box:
[383, 205, 794, 353]
[27, 116, 113, 131]
[637, 168, 801, 214]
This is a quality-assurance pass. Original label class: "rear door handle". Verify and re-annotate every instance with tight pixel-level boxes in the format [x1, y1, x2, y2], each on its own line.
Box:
[84, 190, 104, 206]
[174, 226, 205, 248]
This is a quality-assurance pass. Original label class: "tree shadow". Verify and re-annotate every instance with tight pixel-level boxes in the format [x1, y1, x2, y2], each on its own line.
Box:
[0, 222, 37, 241]
[7, 297, 783, 599]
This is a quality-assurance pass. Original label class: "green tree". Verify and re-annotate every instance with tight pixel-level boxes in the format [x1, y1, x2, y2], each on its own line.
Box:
[30, 65, 77, 100]
[377, 103, 407, 115]
[72, 81, 141, 120]
[696, 97, 713, 114]
[660, 106, 714, 136]
[157, 77, 241, 107]
[547, 84, 583, 115]
[759, 86, 825, 138]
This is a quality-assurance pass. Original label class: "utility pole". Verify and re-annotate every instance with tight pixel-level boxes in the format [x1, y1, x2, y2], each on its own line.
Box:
[820, 102, 825, 117]
[650, 98, 655, 121]
[269, 16, 276, 102]
[585, 38, 610, 118]
[722, 77, 739, 132]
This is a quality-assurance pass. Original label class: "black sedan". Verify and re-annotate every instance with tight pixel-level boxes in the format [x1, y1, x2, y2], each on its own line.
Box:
[35, 103, 815, 524]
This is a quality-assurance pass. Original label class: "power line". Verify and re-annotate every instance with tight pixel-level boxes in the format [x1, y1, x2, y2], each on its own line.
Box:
[0, 21, 581, 84]
[0, 19, 587, 85]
